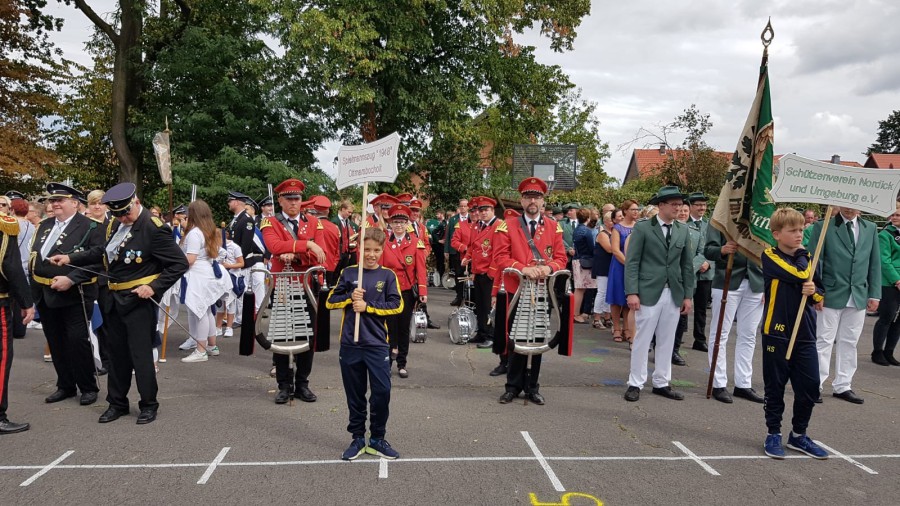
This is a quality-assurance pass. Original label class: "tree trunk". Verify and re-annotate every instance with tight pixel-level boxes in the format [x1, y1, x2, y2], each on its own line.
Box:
[361, 102, 378, 143]
[109, 1, 143, 192]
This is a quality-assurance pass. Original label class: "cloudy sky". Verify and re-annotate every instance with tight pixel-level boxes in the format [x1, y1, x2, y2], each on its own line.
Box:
[44, 0, 900, 182]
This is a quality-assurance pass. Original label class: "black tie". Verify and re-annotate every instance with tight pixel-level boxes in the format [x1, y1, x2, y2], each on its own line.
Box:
[530, 220, 537, 237]
[287, 218, 298, 235]
[846, 221, 855, 247]
[662, 223, 671, 247]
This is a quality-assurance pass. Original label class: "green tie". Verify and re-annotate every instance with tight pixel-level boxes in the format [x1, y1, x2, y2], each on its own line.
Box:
[846, 221, 855, 247]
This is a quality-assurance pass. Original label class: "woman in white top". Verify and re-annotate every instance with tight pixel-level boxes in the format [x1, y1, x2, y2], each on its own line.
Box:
[180, 200, 232, 362]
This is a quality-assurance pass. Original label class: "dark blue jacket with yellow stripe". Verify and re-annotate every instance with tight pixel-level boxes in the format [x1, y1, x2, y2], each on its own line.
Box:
[326, 265, 403, 348]
[761, 247, 824, 342]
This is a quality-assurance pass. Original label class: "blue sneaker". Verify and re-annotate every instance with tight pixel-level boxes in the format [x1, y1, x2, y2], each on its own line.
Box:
[367, 438, 400, 459]
[341, 437, 367, 461]
[786, 433, 829, 460]
[764, 433, 785, 459]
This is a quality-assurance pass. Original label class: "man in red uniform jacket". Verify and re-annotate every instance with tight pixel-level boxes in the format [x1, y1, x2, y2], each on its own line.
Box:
[492, 178, 568, 405]
[462, 196, 501, 350]
[259, 178, 327, 405]
[304, 195, 340, 286]
[367, 194, 398, 230]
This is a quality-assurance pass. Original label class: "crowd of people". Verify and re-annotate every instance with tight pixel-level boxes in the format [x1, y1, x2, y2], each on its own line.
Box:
[0, 178, 897, 462]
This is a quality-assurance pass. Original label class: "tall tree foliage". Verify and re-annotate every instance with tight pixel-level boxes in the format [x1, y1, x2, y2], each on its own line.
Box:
[1, 0, 65, 188]
[868, 110, 900, 155]
[268, 0, 590, 161]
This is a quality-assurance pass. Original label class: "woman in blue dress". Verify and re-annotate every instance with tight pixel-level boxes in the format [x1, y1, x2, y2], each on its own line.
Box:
[606, 200, 640, 343]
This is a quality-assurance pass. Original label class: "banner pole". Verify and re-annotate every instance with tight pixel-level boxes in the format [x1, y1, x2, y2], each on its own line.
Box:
[353, 182, 369, 342]
[706, 253, 735, 398]
[785, 205, 832, 360]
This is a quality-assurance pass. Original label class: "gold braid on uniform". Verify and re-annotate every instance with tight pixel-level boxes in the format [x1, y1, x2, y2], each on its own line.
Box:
[0, 215, 19, 236]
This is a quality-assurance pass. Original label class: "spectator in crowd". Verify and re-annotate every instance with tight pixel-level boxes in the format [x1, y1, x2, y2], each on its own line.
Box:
[607, 200, 640, 343]
[572, 207, 596, 324]
[592, 209, 619, 329]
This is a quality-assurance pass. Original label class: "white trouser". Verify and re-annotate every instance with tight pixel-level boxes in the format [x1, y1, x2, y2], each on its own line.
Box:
[628, 288, 682, 388]
[817, 306, 865, 394]
[707, 280, 764, 389]
[593, 276, 610, 314]
[249, 269, 266, 312]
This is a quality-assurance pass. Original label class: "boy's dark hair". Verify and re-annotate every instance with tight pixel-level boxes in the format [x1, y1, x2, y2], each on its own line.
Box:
[365, 227, 386, 246]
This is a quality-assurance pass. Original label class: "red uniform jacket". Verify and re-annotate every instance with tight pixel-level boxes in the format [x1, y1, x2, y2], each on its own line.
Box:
[491, 215, 567, 296]
[316, 215, 340, 272]
[463, 216, 501, 277]
[260, 212, 324, 273]
[380, 232, 428, 296]
[450, 216, 473, 255]
[409, 220, 431, 256]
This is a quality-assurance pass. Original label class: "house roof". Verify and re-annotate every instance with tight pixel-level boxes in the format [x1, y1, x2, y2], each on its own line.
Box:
[865, 153, 900, 169]
[624, 148, 732, 182]
[770, 154, 862, 167]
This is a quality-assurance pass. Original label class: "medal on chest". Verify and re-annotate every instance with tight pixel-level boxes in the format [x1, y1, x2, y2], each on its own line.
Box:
[481, 238, 491, 257]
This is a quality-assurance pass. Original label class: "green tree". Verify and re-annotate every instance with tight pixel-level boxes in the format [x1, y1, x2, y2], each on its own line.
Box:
[868, 110, 900, 155]
[541, 88, 613, 188]
[1, 0, 66, 188]
[269, 0, 589, 157]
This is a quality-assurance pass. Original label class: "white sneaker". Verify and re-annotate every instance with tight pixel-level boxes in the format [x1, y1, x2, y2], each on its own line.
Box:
[179, 339, 197, 351]
[207, 346, 220, 357]
[43, 354, 52, 362]
[29, 321, 43, 329]
[181, 350, 208, 363]
[224, 327, 234, 337]
[215, 327, 223, 337]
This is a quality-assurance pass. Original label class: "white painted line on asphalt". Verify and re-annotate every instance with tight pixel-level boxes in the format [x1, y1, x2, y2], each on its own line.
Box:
[814, 441, 878, 475]
[521, 431, 565, 492]
[197, 447, 231, 485]
[672, 442, 720, 476]
[379, 458, 389, 479]
[20, 451, 74, 487]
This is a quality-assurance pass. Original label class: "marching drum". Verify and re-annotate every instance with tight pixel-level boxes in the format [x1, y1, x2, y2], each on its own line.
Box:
[410, 307, 428, 343]
[448, 303, 476, 344]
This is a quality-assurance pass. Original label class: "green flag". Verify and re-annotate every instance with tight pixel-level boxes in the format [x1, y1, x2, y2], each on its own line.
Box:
[711, 47, 776, 263]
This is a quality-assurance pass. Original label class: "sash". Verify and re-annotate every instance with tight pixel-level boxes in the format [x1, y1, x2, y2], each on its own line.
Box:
[518, 215, 546, 264]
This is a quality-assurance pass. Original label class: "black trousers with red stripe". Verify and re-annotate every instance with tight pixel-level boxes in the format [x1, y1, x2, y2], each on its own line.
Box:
[0, 305, 15, 421]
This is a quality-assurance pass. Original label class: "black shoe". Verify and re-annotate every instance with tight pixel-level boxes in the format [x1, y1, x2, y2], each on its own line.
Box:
[872, 350, 890, 366]
[814, 394, 823, 404]
[0, 420, 30, 434]
[45, 389, 77, 404]
[98, 407, 129, 423]
[468, 336, 486, 344]
[97, 367, 108, 376]
[885, 351, 900, 366]
[671, 351, 686, 366]
[692, 341, 708, 352]
[489, 364, 507, 377]
[80, 392, 98, 406]
[136, 409, 157, 425]
[712, 387, 733, 403]
[733, 387, 764, 403]
[651, 386, 685, 400]
[274, 389, 291, 404]
[450, 298, 462, 306]
[624, 386, 640, 402]
[477, 340, 494, 349]
[427, 321, 441, 329]
[498, 392, 516, 404]
[527, 392, 545, 405]
[833, 390, 864, 404]
[295, 386, 317, 402]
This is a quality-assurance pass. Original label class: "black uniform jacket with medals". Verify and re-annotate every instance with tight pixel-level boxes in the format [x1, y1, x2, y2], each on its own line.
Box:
[30, 213, 105, 308]
[69, 208, 188, 312]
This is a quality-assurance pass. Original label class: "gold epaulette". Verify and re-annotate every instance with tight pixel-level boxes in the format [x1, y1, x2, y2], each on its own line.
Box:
[151, 216, 165, 227]
[417, 239, 426, 249]
[0, 215, 18, 236]
[495, 221, 508, 233]
[260, 217, 272, 229]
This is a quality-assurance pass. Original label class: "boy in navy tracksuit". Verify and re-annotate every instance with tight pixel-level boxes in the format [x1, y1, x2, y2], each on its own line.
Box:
[760, 208, 828, 460]
[326, 228, 404, 461]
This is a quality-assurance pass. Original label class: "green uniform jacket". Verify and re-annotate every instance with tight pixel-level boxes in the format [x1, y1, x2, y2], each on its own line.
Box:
[625, 216, 695, 306]
[688, 218, 714, 281]
[561, 218, 575, 251]
[806, 215, 881, 309]
[704, 226, 764, 293]
[878, 224, 900, 287]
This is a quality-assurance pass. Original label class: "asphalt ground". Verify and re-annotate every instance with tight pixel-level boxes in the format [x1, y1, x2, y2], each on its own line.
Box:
[2, 286, 899, 505]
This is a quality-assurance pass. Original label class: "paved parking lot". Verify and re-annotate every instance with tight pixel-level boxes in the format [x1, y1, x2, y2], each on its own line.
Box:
[2, 287, 898, 505]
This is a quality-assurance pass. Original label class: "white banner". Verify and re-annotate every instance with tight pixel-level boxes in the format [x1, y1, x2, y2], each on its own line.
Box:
[335, 132, 400, 190]
[153, 131, 172, 185]
[772, 154, 900, 217]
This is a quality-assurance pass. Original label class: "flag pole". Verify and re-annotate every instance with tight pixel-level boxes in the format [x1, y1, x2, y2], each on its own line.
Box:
[353, 182, 369, 342]
[706, 253, 734, 398]
[785, 205, 832, 359]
